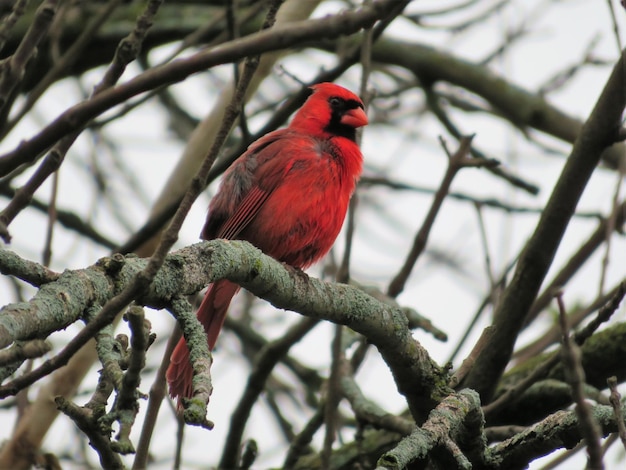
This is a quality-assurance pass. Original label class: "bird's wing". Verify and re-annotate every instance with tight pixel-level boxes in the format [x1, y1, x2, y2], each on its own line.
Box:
[212, 131, 302, 240]
[216, 185, 271, 239]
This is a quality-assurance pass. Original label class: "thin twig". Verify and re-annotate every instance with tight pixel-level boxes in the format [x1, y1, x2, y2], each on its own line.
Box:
[598, 152, 625, 295]
[421, 82, 539, 195]
[483, 284, 624, 418]
[322, 324, 345, 468]
[607, 377, 626, 449]
[518, 280, 626, 362]
[521, 199, 626, 330]
[539, 441, 586, 470]
[446, 250, 516, 366]
[132, 327, 180, 470]
[284, 406, 325, 467]
[1, 0, 124, 139]
[91, 2, 269, 130]
[0, 0, 164, 242]
[360, 176, 604, 219]
[388, 135, 494, 297]
[605, 0, 623, 52]
[41, 171, 58, 267]
[474, 202, 496, 290]
[556, 292, 604, 470]
[0, 0, 399, 178]
[0, 182, 117, 248]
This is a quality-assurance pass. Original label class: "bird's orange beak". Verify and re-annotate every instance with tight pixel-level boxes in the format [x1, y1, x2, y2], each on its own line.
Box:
[340, 107, 368, 128]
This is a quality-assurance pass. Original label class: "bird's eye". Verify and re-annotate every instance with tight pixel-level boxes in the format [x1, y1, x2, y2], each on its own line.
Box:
[329, 97, 342, 108]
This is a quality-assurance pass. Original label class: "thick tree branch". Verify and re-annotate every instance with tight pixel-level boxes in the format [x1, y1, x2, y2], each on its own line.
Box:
[487, 404, 626, 469]
[363, 38, 625, 170]
[461, 49, 626, 401]
[0, 247, 60, 286]
[486, 322, 626, 427]
[376, 389, 484, 470]
[0, 240, 447, 420]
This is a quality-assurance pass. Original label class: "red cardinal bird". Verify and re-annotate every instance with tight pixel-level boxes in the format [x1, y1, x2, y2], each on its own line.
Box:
[166, 82, 368, 403]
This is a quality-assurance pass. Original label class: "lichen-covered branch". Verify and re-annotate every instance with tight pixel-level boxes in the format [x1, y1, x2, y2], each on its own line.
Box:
[376, 389, 483, 470]
[487, 403, 626, 469]
[168, 298, 213, 428]
[0, 239, 447, 421]
[0, 247, 60, 286]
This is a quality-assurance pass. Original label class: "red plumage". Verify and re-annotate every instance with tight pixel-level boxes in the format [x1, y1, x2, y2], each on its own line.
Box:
[166, 82, 368, 404]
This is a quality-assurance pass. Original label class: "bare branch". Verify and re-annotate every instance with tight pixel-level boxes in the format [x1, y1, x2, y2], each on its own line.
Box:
[388, 135, 489, 297]
[0, 0, 399, 177]
[462, 49, 626, 401]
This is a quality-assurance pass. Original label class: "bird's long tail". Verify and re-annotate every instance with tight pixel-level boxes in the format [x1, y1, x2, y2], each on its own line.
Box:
[166, 279, 240, 403]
